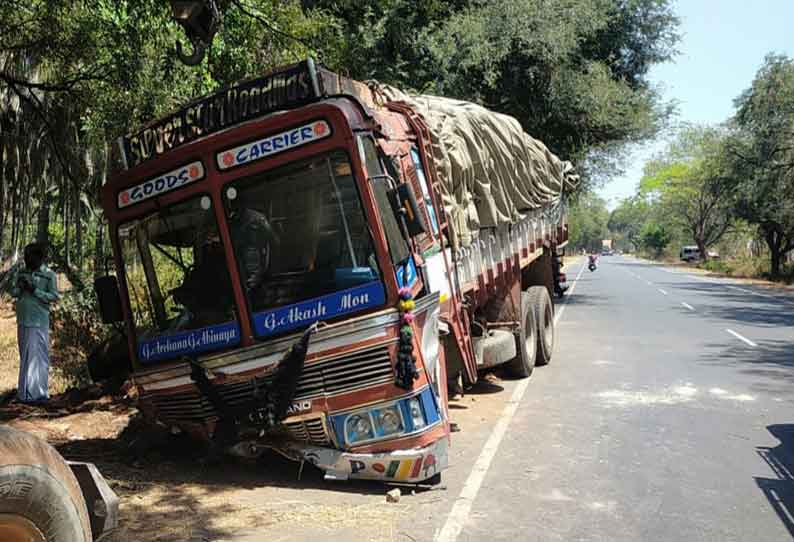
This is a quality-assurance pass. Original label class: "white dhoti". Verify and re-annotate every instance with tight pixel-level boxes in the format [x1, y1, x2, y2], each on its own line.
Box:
[17, 326, 50, 402]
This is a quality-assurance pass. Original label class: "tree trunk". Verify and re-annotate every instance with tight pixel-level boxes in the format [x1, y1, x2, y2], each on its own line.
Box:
[74, 189, 82, 271]
[63, 185, 71, 268]
[765, 229, 782, 278]
[695, 234, 707, 263]
[93, 220, 104, 278]
[36, 193, 51, 246]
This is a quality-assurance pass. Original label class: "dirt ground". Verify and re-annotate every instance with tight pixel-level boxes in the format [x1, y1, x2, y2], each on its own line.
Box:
[0, 352, 511, 542]
[0, 274, 543, 541]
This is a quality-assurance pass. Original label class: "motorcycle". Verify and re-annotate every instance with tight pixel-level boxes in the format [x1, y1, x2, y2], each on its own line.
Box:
[588, 255, 598, 272]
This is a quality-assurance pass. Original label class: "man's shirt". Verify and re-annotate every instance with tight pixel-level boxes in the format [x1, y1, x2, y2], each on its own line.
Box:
[11, 265, 60, 328]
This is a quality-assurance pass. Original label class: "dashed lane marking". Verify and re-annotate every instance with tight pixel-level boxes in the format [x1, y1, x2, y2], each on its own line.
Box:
[658, 288, 668, 295]
[681, 302, 695, 311]
[434, 262, 586, 542]
[725, 328, 758, 347]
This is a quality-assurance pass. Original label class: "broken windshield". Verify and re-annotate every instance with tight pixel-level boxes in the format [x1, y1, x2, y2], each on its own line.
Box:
[223, 150, 384, 338]
[118, 195, 240, 362]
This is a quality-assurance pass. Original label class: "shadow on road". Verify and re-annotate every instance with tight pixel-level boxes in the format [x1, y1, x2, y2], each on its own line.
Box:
[655, 281, 794, 328]
[699, 339, 794, 396]
[56, 420, 413, 540]
[756, 424, 794, 540]
[553, 291, 604, 307]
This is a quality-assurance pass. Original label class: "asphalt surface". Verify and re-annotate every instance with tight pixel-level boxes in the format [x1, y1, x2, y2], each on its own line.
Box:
[444, 256, 794, 542]
[182, 255, 794, 542]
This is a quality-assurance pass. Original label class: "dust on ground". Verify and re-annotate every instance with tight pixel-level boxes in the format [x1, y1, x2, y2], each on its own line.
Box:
[0, 364, 514, 541]
[0, 289, 516, 540]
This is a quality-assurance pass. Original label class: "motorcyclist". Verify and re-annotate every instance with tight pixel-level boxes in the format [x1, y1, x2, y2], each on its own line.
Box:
[588, 252, 598, 271]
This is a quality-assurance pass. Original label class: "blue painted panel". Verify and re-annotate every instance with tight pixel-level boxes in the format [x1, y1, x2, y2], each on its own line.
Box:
[252, 281, 386, 338]
[138, 321, 241, 363]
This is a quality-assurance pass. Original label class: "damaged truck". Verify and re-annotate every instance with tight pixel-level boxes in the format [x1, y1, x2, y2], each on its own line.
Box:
[93, 59, 578, 484]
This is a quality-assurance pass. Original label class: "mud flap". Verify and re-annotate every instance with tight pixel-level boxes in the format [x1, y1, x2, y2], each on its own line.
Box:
[68, 462, 120, 541]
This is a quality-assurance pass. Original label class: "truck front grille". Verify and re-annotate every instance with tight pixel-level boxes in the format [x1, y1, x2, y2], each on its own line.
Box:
[282, 415, 331, 446]
[145, 343, 394, 427]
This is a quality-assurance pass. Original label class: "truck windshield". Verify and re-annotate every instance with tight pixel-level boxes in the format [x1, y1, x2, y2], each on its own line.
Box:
[223, 150, 384, 338]
[118, 195, 240, 363]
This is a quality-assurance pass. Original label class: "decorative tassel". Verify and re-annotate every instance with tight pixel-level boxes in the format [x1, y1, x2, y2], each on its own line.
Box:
[395, 287, 420, 389]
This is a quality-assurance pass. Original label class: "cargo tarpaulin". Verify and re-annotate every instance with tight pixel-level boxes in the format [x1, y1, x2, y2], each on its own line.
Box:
[372, 85, 579, 248]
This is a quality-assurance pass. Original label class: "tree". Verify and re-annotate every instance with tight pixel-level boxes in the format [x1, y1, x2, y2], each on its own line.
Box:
[312, 0, 679, 185]
[568, 192, 610, 252]
[640, 222, 671, 257]
[639, 125, 734, 261]
[608, 195, 652, 250]
[727, 54, 794, 277]
[0, 0, 335, 275]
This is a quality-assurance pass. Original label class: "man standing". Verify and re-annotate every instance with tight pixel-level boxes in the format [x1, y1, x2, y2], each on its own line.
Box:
[11, 243, 59, 404]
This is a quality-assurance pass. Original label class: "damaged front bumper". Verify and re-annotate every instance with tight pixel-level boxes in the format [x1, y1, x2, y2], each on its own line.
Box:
[229, 437, 448, 483]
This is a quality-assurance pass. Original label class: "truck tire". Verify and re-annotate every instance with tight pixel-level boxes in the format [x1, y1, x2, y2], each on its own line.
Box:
[505, 291, 537, 378]
[528, 286, 555, 366]
[0, 427, 92, 542]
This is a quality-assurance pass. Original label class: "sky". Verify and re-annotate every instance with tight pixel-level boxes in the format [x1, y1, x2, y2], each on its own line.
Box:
[597, 0, 794, 210]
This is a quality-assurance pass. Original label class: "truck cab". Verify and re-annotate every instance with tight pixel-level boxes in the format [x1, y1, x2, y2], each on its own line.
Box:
[97, 61, 454, 483]
[96, 59, 574, 484]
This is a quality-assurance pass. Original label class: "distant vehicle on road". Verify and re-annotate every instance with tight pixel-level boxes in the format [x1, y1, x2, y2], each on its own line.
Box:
[680, 245, 700, 262]
[680, 246, 719, 261]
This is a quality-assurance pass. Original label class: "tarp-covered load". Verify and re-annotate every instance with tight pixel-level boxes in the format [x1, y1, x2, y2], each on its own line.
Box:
[372, 85, 579, 248]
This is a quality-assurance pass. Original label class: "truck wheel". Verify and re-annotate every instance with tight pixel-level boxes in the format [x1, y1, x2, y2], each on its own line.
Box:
[528, 286, 555, 366]
[505, 292, 537, 378]
[0, 427, 92, 542]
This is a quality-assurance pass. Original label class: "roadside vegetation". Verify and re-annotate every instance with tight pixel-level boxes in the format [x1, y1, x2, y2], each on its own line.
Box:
[0, 0, 681, 387]
[577, 54, 794, 283]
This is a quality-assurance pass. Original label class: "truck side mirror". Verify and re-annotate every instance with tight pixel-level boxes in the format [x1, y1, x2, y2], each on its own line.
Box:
[389, 182, 427, 237]
[94, 276, 124, 324]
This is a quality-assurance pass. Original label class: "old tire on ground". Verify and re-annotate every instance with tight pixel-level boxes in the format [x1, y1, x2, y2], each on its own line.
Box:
[505, 291, 537, 378]
[0, 426, 91, 542]
[528, 286, 555, 366]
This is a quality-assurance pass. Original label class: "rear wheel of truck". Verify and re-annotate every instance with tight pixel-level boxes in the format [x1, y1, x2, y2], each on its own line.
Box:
[0, 427, 92, 542]
[528, 286, 555, 366]
[505, 291, 537, 378]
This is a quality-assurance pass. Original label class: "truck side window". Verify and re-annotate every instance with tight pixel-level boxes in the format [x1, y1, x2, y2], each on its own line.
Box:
[371, 177, 411, 266]
[359, 135, 412, 266]
[410, 148, 439, 236]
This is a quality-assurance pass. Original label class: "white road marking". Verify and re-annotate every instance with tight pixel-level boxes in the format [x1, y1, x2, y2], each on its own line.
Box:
[726, 284, 775, 299]
[725, 329, 758, 347]
[681, 302, 695, 311]
[728, 393, 756, 402]
[658, 288, 668, 295]
[645, 280, 653, 286]
[434, 261, 585, 542]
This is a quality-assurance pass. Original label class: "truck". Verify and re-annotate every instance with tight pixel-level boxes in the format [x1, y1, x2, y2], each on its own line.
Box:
[93, 59, 578, 484]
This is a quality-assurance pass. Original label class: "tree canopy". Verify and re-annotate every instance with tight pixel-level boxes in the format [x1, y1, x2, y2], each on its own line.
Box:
[726, 54, 794, 276]
[0, 0, 680, 282]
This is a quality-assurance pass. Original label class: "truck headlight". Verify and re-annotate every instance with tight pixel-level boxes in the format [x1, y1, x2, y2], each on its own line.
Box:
[374, 406, 404, 436]
[345, 414, 373, 444]
[407, 397, 426, 430]
[333, 388, 440, 447]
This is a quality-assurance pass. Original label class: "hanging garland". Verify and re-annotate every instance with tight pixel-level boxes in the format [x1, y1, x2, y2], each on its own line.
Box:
[395, 287, 420, 389]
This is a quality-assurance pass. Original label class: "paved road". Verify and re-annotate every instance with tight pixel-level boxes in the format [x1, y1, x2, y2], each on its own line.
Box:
[437, 255, 794, 542]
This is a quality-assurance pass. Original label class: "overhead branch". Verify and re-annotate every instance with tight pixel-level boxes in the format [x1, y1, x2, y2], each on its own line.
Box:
[5, 79, 85, 199]
[0, 68, 109, 94]
[231, 0, 321, 56]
